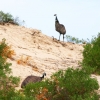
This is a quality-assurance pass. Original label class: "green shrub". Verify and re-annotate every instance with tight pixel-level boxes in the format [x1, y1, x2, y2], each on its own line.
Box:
[0, 56, 21, 100]
[0, 11, 13, 22]
[0, 11, 24, 25]
[82, 36, 100, 74]
[52, 68, 99, 100]
[0, 39, 36, 100]
[22, 68, 99, 100]
[0, 39, 26, 100]
[66, 35, 87, 44]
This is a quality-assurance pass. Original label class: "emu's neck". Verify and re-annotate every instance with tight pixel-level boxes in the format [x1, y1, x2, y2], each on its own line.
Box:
[55, 16, 59, 23]
[55, 16, 60, 28]
[41, 74, 45, 79]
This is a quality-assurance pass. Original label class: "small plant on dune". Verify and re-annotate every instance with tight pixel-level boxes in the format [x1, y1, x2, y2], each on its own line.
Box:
[0, 38, 15, 59]
[82, 34, 100, 74]
[66, 35, 87, 44]
[0, 10, 25, 25]
[22, 68, 99, 100]
[17, 55, 31, 65]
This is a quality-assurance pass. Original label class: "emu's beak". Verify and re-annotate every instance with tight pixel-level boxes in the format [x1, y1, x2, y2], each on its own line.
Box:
[54, 14, 57, 16]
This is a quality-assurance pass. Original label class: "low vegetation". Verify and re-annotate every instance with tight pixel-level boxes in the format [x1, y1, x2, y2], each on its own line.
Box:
[17, 55, 31, 65]
[0, 38, 35, 100]
[0, 39, 20, 99]
[23, 68, 99, 100]
[0, 11, 24, 25]
[0, 38, 15, 59]
[66, 35, 88, 44]
[82, 34, 100, 74]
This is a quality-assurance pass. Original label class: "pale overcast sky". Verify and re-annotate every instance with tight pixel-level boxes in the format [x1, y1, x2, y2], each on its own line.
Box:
[0, 0, 100, 41]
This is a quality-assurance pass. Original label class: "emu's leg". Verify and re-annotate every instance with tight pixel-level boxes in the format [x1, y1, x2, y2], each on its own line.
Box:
[59, 34, 61, 41]
[63, 34, 64, 42]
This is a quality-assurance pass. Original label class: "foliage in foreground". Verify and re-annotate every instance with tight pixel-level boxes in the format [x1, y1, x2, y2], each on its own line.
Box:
[0, 39, 34, 100]
[23, 68, 99, 100]
[82, 35, 100, 74]
[0, 55, 20, 99]
[0, 11, 24, 25]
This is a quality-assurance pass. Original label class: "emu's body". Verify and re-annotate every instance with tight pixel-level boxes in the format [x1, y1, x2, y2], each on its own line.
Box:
[21, 73, 46, 88]
[54, 14, 66, 41]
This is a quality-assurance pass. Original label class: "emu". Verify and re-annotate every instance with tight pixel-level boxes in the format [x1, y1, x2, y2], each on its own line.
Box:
[21, 73, 46, 88]
[54, 14, 66, 42]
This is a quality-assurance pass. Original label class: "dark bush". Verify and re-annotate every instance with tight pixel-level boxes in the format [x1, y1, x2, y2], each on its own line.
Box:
[0, 39, 35, 100]
[52, 68, 99, 100]
[82, 36, 100, 74]
[22, 68, 99, 100]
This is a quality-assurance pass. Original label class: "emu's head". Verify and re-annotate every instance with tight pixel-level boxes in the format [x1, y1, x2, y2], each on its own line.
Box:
[43, 73, 46, 76]
[41, 72, 46, 79]
[54, 14, 57, 16]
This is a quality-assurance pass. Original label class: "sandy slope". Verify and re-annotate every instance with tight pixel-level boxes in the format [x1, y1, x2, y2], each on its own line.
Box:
[0, 24, 100, 93]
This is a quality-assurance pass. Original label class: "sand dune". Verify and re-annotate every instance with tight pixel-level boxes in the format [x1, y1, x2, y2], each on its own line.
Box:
[0, 24, 100, 93]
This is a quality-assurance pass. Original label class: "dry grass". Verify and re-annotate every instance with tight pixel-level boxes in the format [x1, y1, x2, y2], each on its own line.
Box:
[16, 55, 31, 65]
[36, 88, 48, 100]
[3, 45, 16, 58]
[0, 39, 16, 59]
